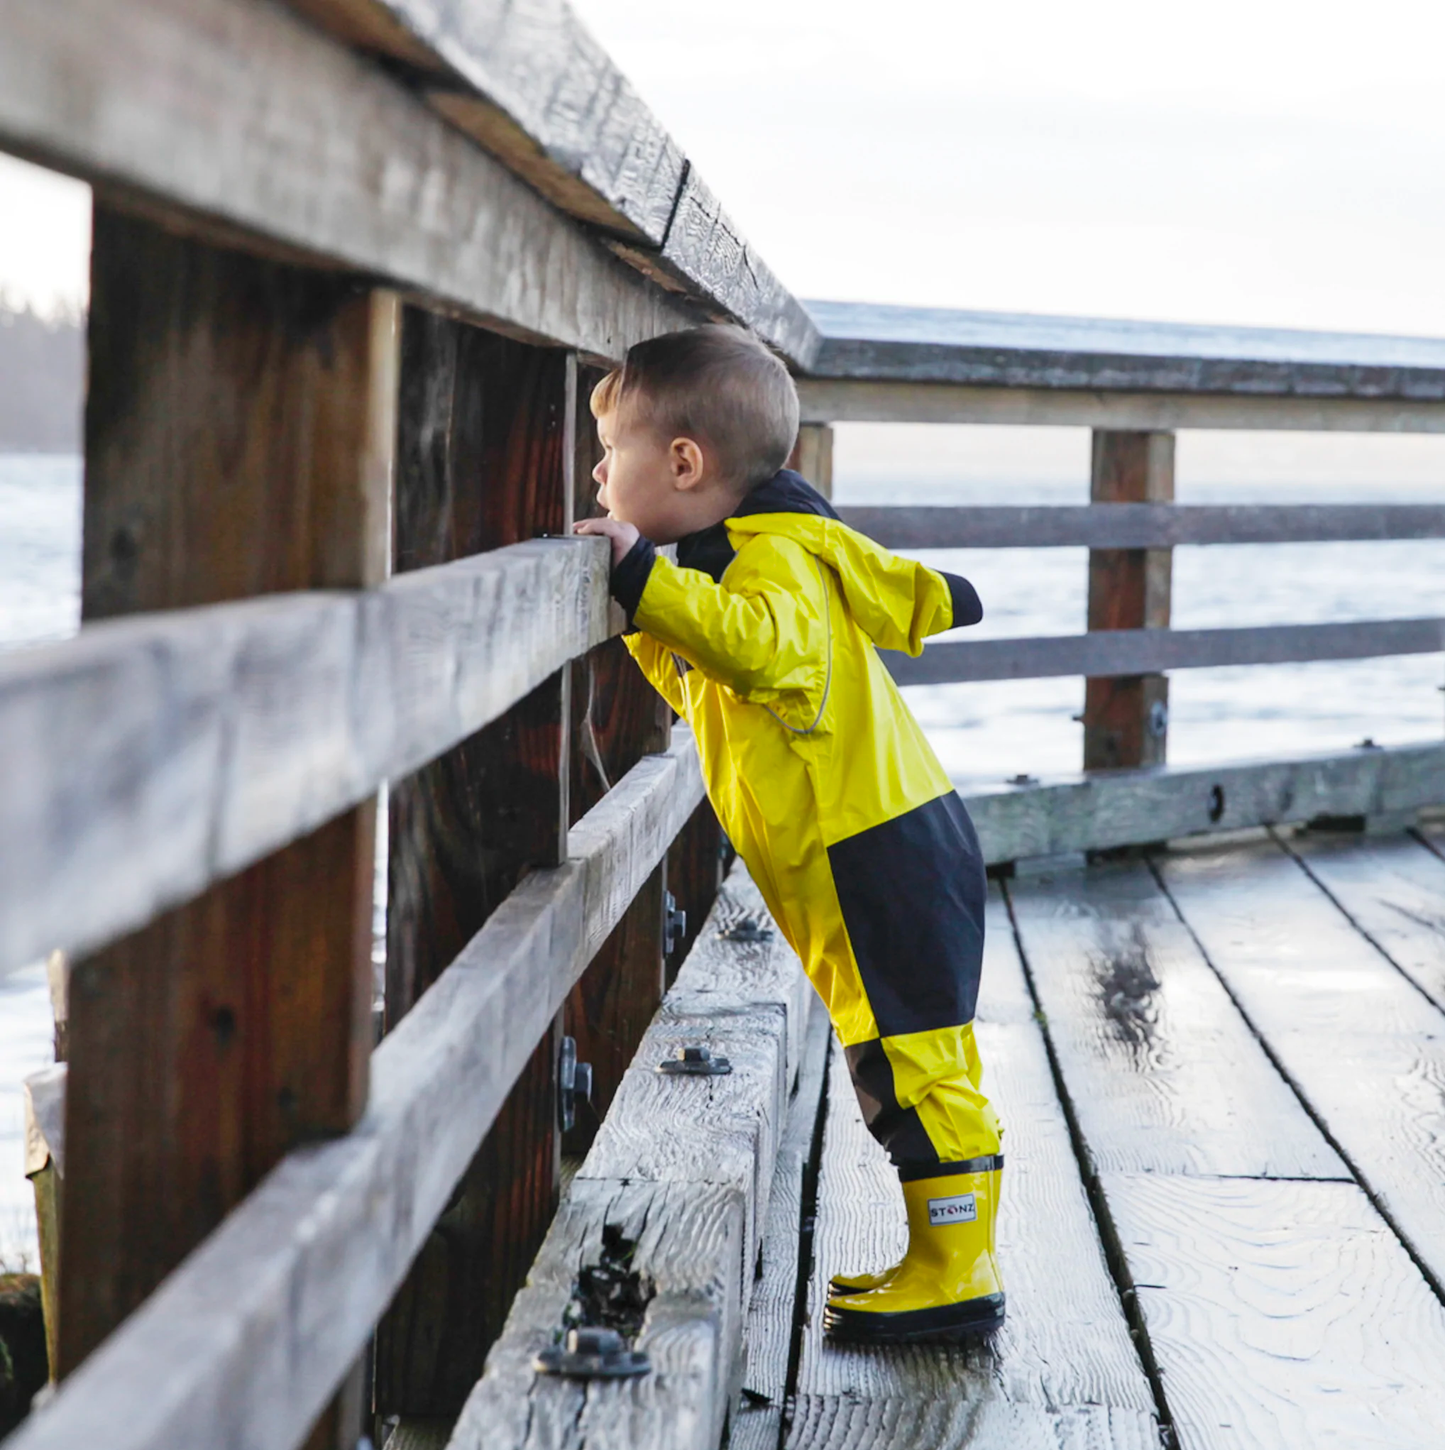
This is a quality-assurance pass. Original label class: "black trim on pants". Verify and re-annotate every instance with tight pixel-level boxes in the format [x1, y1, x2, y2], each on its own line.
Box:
[843, 1038, 941, 1171]
[897, 1154, 1004, 1182]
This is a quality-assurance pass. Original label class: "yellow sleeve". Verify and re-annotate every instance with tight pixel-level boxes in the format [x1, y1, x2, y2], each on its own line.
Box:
[622, 630, 690, 716]
[631, 536, 830, 727]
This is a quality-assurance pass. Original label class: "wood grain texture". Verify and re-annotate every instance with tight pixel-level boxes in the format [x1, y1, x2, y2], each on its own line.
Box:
[450, 866, 806, 1450]
[1155, 836, 1445, 1294]
[795, 378, 1445, 433]
[378, 316, 573, 1416]
[789, 890, 1158, 1446]
[836, 503, 1445, 550]
[960, 744, 1445, 866]
[803, 300, 1445, 400]
[1084, 431, 1174, 772]
[4, 732, 704, 1450]
[1281, 829, 1445, 1013]
[787, 423, 835, 500]
[1102, 1173, 1445, 1449]
[886, 617, 1445, 686]
[728, 994, 830, 1450]
[59, 225, 394, 1380]
[579, 864, 814, 1304]
[0, 533, 613, 976]
[449, 1179, 747, 1450]
[0, 0, 694, 360]
[287, 0, 820, 359]
[1007, 861, 1343, 1178]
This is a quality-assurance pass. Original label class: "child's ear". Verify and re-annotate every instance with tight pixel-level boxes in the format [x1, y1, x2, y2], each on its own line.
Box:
[669, 436, 706, 491]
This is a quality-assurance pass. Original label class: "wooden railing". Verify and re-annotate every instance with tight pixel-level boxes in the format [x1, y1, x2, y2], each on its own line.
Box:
[3, 3, 1445, 1450]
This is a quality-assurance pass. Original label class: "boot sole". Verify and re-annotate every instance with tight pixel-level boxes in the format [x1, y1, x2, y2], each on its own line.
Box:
[823, 1293, 1006, 1345]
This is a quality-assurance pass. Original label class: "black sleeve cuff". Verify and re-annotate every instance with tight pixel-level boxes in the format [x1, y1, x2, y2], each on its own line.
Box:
[611, 535, 658, 623]
[941, 571, 983, 627]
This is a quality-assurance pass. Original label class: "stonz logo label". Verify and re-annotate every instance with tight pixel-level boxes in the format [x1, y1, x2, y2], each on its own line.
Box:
[927, 1192, 978, 1226]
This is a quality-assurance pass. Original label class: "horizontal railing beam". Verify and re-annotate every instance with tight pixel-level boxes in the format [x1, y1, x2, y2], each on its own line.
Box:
[0, 0, 697, 360]
[0, 536, 614, 975]
[961, 742, 1445, 863]
[4, 727, 707, 1450]
[885, 617, 1445, 686]
[797, 378, 1445, 432]
[840, 504, 1445, 551]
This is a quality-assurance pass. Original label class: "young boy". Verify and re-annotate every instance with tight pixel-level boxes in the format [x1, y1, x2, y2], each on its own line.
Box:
[575, 325, 1002, 1344]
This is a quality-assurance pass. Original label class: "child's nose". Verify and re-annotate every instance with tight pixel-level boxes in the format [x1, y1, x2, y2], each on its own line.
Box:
[592, 459, 607, 486]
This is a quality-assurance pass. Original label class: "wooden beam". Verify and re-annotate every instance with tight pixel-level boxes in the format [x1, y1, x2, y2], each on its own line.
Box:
[3, 730, 706, 1450]
[796, 378, 1445, 432]
[836, 503, 1445, 550]
[1084, 430, 1174, 770]
[803, 298, 1445, 401]
[57, 213, 395, 1386]
[378, 314, 574, 1416]
[787, 423, 834, 499]
[564, 364, 673, 1142]
[960, 742, 1445, 864]
[0, 536, 613, 980]
[0, 0, 696, 360]
[451, 863, 812, 1450]
[886, 616, 1445, 686]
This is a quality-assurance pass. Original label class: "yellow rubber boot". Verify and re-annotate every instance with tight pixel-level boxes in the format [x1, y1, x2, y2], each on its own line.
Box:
[824, 1160, 1004, 1343]
[828, 1263, 898, 1296]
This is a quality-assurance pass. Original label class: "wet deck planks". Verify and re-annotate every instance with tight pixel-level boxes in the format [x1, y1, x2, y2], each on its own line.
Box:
[784, 891, 1160, 1449]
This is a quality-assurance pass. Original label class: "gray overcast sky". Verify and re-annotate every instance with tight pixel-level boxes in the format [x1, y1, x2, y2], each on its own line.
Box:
[4, 0, 1445, 339]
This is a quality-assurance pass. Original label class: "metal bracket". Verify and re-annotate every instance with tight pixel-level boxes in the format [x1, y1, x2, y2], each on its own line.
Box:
[719, 915, 773, 944]
[557, 1035, 593, 1133]
[534, 1326, 650, 1379]
[664, 890, 687, 956]
[657, 1043, 732, 1076]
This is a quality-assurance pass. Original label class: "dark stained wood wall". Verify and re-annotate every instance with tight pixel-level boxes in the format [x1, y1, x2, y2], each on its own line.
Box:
[376, 311, 573, 1416]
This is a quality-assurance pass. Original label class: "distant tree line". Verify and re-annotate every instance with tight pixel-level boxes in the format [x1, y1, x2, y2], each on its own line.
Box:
[0, 302, 83, 453]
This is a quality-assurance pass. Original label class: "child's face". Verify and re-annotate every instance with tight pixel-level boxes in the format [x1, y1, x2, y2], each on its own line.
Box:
[593, 405, 727, 543]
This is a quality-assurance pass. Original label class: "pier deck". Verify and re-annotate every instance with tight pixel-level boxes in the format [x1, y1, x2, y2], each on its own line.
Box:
[734, 819, 1445, 1450]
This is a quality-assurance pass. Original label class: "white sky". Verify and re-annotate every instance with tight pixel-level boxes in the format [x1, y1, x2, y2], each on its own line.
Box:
[5, 0, 1445, 335]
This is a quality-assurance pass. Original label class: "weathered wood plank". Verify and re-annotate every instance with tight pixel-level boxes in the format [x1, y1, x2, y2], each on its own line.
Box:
[888, 617, 1445, 686]
[280, 0, 819, 361]
[804, 299, 1445, 401]
[1102, 1173, 1445, 1448]
[448, 1179, 747, 1450]
[788, 890, 1158, 1446]
[836, 503, 1445, 551]
[1154, 836, 1445, 1295]
[728, 994, 830, 1450]
[378, 319, 573, 1416]
[58, 232, 395, 1389]
[796, 378, 1445, 433]
[579, 865, 814, 1303]
[1280, 829, 1445, 1014]
[961, 744, 1445, 865]
[0, 0, 694, 360]
[450, 864, 807, 1450]
[1084, 430, 1174, 771]
[1006, 861, 1344, 1178]
[2, 730, 704, 1450]
[0, 533, 613, 976]
[788, 423, 835, 500]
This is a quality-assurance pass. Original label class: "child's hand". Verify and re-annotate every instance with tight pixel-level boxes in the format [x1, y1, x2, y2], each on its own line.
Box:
[574, 517, 640, 566]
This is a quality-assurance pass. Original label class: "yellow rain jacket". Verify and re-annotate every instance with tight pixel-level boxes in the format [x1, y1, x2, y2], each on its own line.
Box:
[614, 471, 1001, 1172]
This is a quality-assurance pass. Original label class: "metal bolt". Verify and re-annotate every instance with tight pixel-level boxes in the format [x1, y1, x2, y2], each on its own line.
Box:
[657, 1042, 733, 1076]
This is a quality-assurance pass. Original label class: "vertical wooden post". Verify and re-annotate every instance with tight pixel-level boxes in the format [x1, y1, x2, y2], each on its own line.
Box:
[60, 207, 396, 1415]
[788, 422, 834, 498]
[563, 364, 673, 1141]
[1083, 430, 1174, 771]
[664, 801, 725, 986]
[375, 310, 572, 1417]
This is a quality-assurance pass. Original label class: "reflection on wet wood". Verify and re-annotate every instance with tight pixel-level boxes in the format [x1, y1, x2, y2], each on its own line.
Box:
[787, 890, 1157, 1447]
[1105, 1173, 1445, 1449]
[1008, 860, 1343, 1178]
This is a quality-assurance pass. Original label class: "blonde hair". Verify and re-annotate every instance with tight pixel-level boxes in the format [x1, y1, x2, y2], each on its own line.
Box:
[591, 325, 799, 490]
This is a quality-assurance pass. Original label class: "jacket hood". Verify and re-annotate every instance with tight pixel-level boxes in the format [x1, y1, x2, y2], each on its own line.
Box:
[673, 469, 976, 656]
